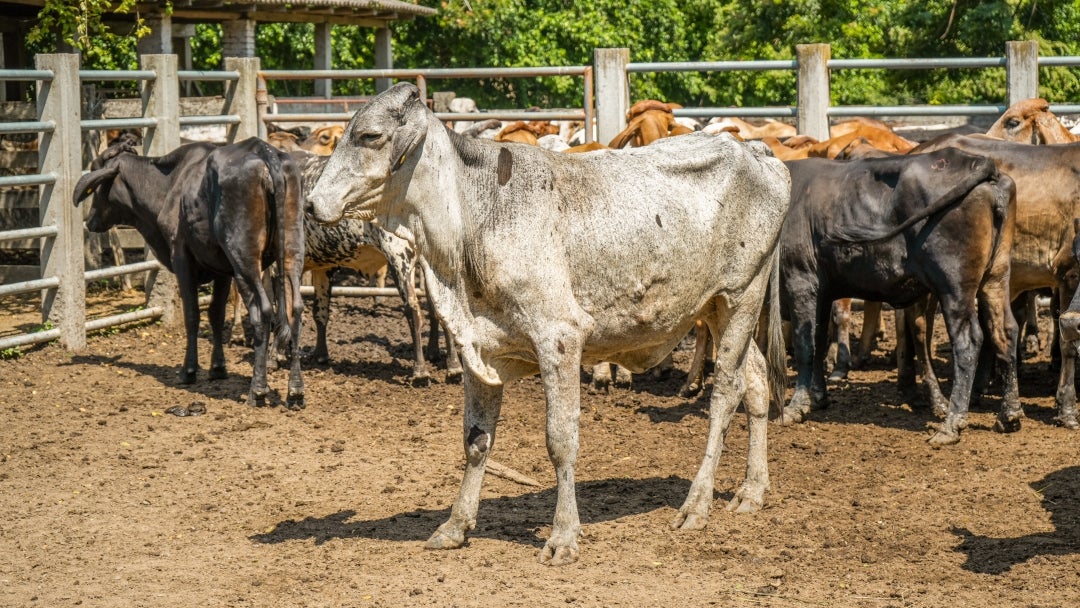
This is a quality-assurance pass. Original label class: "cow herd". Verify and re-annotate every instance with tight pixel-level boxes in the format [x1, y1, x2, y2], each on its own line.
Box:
[72, 85, 1080, 565]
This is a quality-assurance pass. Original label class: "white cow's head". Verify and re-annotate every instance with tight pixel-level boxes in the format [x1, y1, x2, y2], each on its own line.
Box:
[308, 83, 429, 224]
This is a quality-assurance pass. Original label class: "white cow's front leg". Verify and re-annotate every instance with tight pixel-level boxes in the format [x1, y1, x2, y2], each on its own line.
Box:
[426, 371, 504, 550]
[537, 330, 583, 566]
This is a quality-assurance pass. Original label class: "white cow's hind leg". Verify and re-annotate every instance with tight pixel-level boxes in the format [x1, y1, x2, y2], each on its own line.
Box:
[672, 290, 762, 530]
[726, 343, 770, 513]
[426, 372, 504, 550]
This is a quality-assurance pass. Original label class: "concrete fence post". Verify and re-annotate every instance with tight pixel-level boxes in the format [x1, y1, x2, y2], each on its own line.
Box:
[594, 48, 630, 147]
[225, 56, 261, 143]
[36, 53, 86, 350]
[796, 44, 831, 141]
[140, 54, 182, 325]
[1006, 40, 1039, 106]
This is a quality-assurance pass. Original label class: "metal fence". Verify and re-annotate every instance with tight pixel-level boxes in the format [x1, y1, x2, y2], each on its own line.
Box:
[257, 65, 594, 141]
[3, 40, 1079, 353]
[593, 41, 1080, 142]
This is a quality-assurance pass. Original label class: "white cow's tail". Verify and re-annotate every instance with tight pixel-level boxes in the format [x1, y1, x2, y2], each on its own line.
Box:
[766, 247, 787, 412]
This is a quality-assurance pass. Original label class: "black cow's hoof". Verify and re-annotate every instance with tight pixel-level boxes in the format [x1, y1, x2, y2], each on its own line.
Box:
[209, 366, 228, 381]
[411, 373, 431, 388]
[179, 368, 198, 384]
[247, 393, 268, 408]
[993, 415, 1022, 434]
[678, 383, 702, 399]
[286, 394, 306, 410]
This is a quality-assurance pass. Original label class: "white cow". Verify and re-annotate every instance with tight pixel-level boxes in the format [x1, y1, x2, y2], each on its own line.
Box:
[308, 83, 791, 566]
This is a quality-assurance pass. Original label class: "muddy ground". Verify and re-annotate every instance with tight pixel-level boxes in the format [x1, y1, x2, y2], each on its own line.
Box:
[1, 287, 1078, 608]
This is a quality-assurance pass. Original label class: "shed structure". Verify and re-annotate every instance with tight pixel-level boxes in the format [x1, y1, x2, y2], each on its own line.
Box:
[0, 0, 436, 99]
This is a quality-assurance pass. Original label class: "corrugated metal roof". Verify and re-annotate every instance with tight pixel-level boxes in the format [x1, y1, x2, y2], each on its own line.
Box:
[235, 0, 436, 16]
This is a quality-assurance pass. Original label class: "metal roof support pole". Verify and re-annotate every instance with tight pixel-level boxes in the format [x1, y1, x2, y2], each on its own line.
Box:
[594, 48, 630, 147]
[141, 54, 182, 326]
[1006, 40, 1039, 106]
[314, 23, 333, 99]
[374, 27, 393, 93]
[36, 53, 86, 350]
[797, 43, 831, 141]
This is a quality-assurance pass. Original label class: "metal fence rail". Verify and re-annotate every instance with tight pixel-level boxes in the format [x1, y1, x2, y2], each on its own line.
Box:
[258, 65, 595, 142]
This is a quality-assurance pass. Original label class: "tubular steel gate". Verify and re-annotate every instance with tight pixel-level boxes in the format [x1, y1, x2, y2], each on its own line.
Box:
[1, 41, 1078, 353]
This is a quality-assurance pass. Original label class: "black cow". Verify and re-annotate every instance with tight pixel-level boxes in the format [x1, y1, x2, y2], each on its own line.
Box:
[73, 137, 306, 408]
[779, 148, 1020, 446]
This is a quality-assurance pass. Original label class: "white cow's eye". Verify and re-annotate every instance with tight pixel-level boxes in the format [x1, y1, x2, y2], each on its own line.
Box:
[359, 132, 382, 144]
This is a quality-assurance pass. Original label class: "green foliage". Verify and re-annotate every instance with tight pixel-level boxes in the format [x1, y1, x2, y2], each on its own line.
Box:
[28, 0, 1080, 109]
[29, 0, 147, 70]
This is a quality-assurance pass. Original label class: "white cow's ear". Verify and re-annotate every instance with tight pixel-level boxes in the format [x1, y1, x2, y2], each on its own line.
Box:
[390, 124, 424, 174]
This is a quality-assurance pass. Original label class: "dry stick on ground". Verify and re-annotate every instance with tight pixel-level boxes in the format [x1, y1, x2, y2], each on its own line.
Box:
[485, 460, 541, 487]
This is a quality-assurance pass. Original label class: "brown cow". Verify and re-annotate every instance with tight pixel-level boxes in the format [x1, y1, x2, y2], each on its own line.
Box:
[706, 116, 797, 140]
[987, 99, 1079, 356]
[300, 125, 345, 156]
[494, 120, 561, 146]
[609, 100, 694, 148]
[987, 98, 1079, 145]
[912, 134, 1080, 429]
[808, 125, 917, 159]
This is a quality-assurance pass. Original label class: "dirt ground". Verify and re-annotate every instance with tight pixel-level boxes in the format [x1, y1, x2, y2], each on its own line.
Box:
[1, 288, 1078, 608]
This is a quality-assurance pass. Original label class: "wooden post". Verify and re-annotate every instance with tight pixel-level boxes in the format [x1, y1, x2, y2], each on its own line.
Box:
[225, 56, 261, 142]
[594, 48, 630, 148]
[1006, 40, 1039, 105]
[797, 44, 831, 141]
[36, 53, 86, 350]
[140, 54, 182, 325]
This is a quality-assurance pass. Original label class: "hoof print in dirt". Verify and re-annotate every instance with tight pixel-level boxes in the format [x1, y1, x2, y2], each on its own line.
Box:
[165, 402, 206, 417]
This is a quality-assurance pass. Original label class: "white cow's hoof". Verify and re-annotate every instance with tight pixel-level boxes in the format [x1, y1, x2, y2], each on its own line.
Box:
[538, 540, 579, 566]
[671, 509, 708, 531]
[425, 526, 466, 550]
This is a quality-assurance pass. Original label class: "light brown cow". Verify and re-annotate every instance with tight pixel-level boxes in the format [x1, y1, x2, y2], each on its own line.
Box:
[987, 98, 1080, 145]
[808, 125, 917, 159]
[608, 100, 694, 149]
[300, 125, 345, 156]
[494, 120, 561, 146]
[706, 116, 797, 140]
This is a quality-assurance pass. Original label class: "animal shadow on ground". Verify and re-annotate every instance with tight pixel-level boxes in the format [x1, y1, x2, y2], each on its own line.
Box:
[952, 465, 1080, 574]
[250, 476, 694, 549]
[67, 353, 295, 408]
[636, 395, 708, 424]
[790, 378, 943, 435]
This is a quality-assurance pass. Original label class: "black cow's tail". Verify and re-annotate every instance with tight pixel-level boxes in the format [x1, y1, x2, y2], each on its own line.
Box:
[251, 139, 300, 353]
[824, 156, 997, 245]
